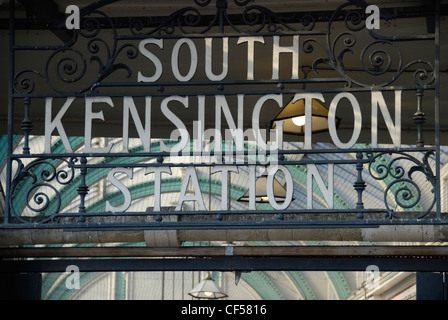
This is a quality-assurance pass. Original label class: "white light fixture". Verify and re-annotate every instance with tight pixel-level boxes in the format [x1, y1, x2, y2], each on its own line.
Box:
[271, 98, 340, 135]
[188, 276, 228, 299]
[271, 66, 341, 135]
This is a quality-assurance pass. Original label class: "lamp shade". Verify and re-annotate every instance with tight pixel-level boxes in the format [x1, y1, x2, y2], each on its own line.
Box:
[271, 98, 340, 135]
[237, 175, 288, 203]
[188, 276, 228, 299]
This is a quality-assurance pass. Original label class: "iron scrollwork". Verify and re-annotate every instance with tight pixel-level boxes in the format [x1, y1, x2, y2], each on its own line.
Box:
[13, 0, 436, 94]
[308, 1, 435, 88]
[14, 0, 322, 95]
[129, 0, 316, 35]
[10, 157, 77, 223]
[14, 10, 139, 95]
[367, 151, 436, 219]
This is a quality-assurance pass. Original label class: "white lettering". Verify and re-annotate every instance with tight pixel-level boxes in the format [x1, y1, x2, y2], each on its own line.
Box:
[328, 92, 362, 149]
[159, 96, 190, 153]
[237, 36, 265, 80]
[181, 304, 215, 317]
[252, 94, 284, 150]
[171, 38, 198, 81]
[138, 38, 164, 82]
[176, 167, 206, 211]
[145, 167, 172, 211]
[84, 97, 115, 153]
[215, 95, 244, 152]
[106, 167, 133, 213]
[44, 97, 74, 153]
[123, 96, 152, 152]
[371, 90, 402, 148]
[212, 166, 239, 210]
[205, 37, 229, 81]
[267, 165, 293, 210]
[272, 35, 300, 80]
[307, 164, 334, 209]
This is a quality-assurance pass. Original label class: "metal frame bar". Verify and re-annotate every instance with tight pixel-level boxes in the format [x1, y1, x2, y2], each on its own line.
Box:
[3, 245, 448, 273]
[4, 0, 14, 226]
[1, 256, 447, 273]
[3, 245, 448, 258]
[435, 0, 441, 219]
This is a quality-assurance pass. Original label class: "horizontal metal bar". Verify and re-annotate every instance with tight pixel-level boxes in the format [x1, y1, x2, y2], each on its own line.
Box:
[92, 79, 436, 88]
[116, 31, 437, 41]
[1, 256, 447, 273]
[116, 31, 329, 40]
[92, 78, 353, 88]
[2, 246, 448, 259]
[8, 147, 437, 160]
[3, 3, 445, 32]
[61, 220, 448, 231]
[4, 217, 448, 231]
[12, 45, 68, 50]
[0, 223, 381, 231]
[11, 85, 435, 99]
[52, 208, 386, 217]
[67, 160, 362, 169]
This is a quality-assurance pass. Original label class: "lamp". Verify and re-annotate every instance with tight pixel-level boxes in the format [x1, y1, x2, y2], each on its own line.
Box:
[188, 276, 228, 299]
[271, 97, 340, 135]
[237, 174, 288, 203]
[271, 67, 340, 135]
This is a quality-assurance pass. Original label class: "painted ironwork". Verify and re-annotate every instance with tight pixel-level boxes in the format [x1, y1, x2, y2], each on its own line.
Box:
[2, 0, 445, 230]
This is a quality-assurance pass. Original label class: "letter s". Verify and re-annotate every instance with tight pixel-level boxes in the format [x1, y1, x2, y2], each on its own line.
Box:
[106, 167, 133, 213]
[138, 39, 164, 82]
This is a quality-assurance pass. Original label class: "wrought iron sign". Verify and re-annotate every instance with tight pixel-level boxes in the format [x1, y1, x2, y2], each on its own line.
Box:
[3, 0, 445, 230]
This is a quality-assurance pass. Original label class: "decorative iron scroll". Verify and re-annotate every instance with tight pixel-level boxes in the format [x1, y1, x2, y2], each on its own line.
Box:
[14, 9, 140, 94]
[10, 157, 77, 223]
[4, 0, 443, 230]
[129, 0, 317, 35]
[367, 151, 437, 219]
[309, 1, 435, 88]
[12, 0, 436, 95]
